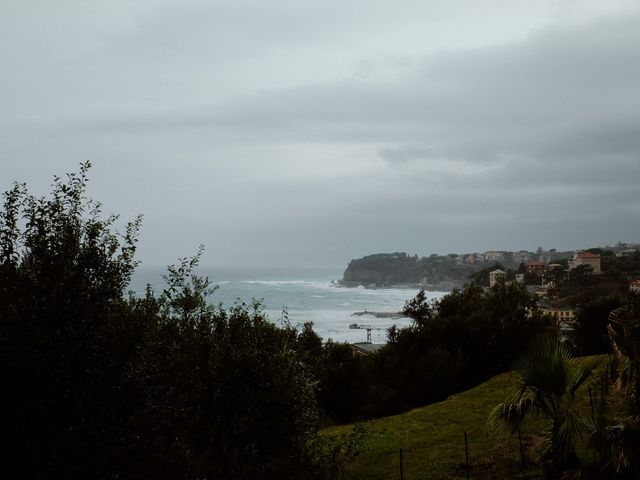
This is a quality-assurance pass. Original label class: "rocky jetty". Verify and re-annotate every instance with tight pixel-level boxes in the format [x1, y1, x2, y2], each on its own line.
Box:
[351, 310, 404, 319]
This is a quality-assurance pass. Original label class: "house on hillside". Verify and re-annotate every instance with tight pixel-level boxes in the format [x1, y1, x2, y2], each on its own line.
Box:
[541, 307, 577, 324]
[568, 251, 601, 274]
[533, 286, 551, 297]
[541, 307, 577, 339]
[513, 250, 530, 263]
[526, 260, 547, 274]
[618, 249, 639, 258]
[483, 251, 497, 262]
[462, 253, 477, 264]
[489, 269, 506, 287]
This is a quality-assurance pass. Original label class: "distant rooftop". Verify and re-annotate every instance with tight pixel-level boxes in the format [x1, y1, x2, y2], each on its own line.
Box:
[576, 252, 600, 258]
[351, 343, 384, 354]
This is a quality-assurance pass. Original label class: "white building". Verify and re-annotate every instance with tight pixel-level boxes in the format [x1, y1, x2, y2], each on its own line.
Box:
[568, 251, 601, 274]
[489, 269, 506, 287]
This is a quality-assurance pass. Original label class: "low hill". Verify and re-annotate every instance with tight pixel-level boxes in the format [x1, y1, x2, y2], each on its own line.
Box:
[340, 252, 488, 290]
[323, 356, 604, 479]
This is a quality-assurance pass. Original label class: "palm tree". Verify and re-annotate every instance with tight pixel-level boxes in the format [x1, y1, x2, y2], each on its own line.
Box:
[488, 336, 601, 477]
[600, 298, 640, 475]
[608, 298, 640, 415]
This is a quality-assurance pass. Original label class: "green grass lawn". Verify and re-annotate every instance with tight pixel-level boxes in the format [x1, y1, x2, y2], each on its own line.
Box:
[323, 356, 607, 480]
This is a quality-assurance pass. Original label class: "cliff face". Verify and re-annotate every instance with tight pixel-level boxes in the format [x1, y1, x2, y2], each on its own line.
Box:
[342, 252, 423, 286]
[341, 252, 488, 289]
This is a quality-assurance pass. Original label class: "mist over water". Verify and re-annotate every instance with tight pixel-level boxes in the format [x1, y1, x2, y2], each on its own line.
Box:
[131, 267, 446, 343]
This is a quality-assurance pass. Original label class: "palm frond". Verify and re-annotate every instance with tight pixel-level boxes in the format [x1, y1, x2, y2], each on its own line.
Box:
[554, 415, 582, 464]
[513, 337, 573, 399]
[568, 356, 602, 398]
[608, 308, 632, 358]
[487, 399, 532, 438]
[615, 358, 632, 392]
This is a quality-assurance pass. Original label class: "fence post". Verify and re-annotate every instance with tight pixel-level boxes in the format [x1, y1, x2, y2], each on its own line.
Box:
[517, 425, 525, 467]
[330, 451, 335, 480]
[464, 431, 470, 480]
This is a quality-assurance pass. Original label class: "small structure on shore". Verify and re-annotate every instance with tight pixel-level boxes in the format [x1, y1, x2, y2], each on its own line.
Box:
[349, 323, 390, 343]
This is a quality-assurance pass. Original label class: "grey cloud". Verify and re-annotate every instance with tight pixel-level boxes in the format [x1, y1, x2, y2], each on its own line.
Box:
[379, 146, 438, 164]
[62, 12, 640, 164]
[2, 2, 640, 267]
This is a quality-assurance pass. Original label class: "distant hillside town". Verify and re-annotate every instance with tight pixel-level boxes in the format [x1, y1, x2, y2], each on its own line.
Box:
[340, 242, 640, 291]
[341, 242, 640, 345]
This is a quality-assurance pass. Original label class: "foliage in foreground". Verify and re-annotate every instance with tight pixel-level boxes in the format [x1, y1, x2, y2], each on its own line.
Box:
[488, 337, 601, 477]
[487, 295, 640, 479]
[325, 355, 626, 480]
[324, 366, 552, 479]
[377, 283, 552, 416]
[0, 163, 327, 479]
[311, 283, 554, 425]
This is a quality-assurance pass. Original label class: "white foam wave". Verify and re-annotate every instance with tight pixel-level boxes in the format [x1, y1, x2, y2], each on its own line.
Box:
[241, 280, 331, 288]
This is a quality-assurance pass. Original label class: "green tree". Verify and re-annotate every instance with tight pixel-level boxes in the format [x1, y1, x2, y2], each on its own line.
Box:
[488, 337, 601, 477]
[0, 164, 324, 479]
[572, 295, 623, 354]
[570, 263, 594, 281]
[580, 296, 640, 477]
[0, 162, 142, 477]
[401, 288, 433, 326]
[358, 282, 550, 418]
[317, 341, 373, 423]
[608, 295, 640, 414]
[124, 284, 320, 479]
[468, 262, 505, 286]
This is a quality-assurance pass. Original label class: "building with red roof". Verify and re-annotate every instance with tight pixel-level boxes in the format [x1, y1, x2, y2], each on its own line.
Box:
[526, 260, 547, 274]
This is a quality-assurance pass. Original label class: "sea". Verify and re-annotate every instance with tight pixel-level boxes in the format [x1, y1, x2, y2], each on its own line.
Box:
[130, 267, 446, 344]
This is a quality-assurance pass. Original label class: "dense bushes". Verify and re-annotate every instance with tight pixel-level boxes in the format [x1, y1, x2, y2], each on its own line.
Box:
[311, 283, 553, 422]
[570, 294, 625, 355]
[0, 164, 321, 479]
[377, 282, 550, 413]
[0, 163, 567, 477]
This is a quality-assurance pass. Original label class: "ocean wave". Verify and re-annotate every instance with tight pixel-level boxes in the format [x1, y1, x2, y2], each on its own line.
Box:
[241, 279, 330, 288]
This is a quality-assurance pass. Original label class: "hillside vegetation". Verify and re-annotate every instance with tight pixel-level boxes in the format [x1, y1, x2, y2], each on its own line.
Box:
[341, 252, 485, 290]
[3, 164, 638, 479]
[324, 356, 605, 480]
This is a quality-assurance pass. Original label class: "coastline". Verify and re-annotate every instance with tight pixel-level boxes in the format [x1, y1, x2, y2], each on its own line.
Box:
[335, 279, 456, 292]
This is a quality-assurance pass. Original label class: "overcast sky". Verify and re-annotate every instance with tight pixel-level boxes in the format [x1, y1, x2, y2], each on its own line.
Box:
[2, 0, 640, 268]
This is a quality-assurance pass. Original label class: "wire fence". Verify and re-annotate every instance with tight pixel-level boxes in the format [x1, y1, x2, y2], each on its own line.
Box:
[331, 431, 543, 480]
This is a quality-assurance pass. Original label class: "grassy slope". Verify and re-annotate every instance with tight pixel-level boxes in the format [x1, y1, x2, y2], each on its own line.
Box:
[324, 356, 605, 480]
